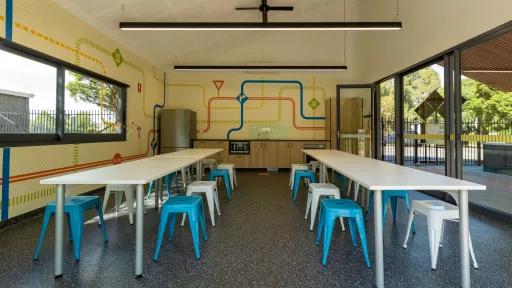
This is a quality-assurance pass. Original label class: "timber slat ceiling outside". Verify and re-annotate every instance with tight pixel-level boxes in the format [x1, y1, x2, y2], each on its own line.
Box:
[461, 31, 512, 92]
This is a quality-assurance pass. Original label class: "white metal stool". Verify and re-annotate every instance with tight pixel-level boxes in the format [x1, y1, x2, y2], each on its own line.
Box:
[290, 164, 308, 190]
[402, 200, 478, 270]
[202, 159, 217, 176]
[308, 161, 330, 183]
[103, 184, 136, 224]
[181, 181, 220, 226]
[305, 183, 345, 231]
[217, 163, 237, 190]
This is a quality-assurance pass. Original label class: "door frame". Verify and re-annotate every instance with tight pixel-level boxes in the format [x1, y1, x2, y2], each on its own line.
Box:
[335, 84, 376, 154]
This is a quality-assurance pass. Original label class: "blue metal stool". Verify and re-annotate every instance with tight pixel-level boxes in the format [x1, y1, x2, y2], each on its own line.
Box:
[315, 199, 371, 268]
[147, 172, 180, 200]
[33, 195, 108, 261]
[208, 169, 232, 200]
[366, 190, 416, 233]
[336, 172, 349, 195]
[153, 196, 208, 260]
[292, 170, 316, 201]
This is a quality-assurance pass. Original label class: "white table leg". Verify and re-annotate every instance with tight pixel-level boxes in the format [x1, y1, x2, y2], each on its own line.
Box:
[54, 184, 65, 277]
[155, 178, 162, 208]
[459, 189, 470, 288]
[374, 189, 385, 288]
[319, 163, 325, 183]
[196, 161, 201, 181]
[135, 184, 144, 277]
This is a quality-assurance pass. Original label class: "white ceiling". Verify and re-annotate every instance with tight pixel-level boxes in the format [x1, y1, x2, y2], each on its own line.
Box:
[54, 0, 392, 69]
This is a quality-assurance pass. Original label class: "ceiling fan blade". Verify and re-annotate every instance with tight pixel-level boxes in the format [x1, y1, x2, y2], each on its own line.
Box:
[267, 6, 294, 11]
[235, 7, 260, 10]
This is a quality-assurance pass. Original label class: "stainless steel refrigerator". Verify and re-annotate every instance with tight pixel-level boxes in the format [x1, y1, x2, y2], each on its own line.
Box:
[159, 109, 196, 153]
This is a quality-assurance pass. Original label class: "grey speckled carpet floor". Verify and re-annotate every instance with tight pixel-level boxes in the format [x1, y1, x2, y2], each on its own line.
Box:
[0, 171, 511, 287]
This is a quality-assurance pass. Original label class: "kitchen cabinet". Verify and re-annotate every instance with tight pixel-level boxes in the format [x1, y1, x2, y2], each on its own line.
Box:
[193, 140, 209, 148]
[207, 140, 229, 163]
[229, 154, 250, 168]
[193, 140, 329, 168]
[290, 141, 305, 164]
[250, 141, 265, 168]
[250, 141, 278, 168]
[276, 141, 291, 168]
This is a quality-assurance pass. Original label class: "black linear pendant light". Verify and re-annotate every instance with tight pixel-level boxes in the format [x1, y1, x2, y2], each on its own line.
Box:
[173, 65, 348, 71]
[120, 0, 402, 31]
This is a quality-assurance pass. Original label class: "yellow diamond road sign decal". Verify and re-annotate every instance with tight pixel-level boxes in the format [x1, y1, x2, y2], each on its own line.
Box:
[308, 98, 320, 110]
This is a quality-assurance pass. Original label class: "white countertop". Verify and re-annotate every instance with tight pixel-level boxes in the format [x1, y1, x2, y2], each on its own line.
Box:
[303, 149, 486, 191]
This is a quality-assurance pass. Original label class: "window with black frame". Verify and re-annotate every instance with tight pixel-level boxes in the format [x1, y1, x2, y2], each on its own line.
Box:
[0, 48, 57, 135]
[0, 40, 127, 146]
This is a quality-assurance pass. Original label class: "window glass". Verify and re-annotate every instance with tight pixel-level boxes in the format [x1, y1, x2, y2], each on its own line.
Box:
[64, 70, 122, 134]
[0, 49, 57, 134]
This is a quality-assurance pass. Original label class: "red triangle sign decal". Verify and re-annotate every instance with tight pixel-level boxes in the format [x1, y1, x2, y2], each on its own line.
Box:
[213, 80, 224, 90]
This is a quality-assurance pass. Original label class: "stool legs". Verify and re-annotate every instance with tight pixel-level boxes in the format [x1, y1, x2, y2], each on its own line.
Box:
[69, 211, 84, 261]
[315, 206, 369, 267]
[403, 209, 416, 249]
[213, 187, 221, 216]
[355, 214, 371, 268]
[95, 202, 109, 242]
[33, 208, 53, 260]
[305, 192, 312, 219]
[321, 215, 335, 265]
[153, 210, 170, 261]
[309, 195, 321, 230]
[125, 189, 134, 225]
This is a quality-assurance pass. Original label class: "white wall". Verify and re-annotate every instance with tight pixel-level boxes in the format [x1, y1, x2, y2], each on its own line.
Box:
[355, 0, 512, 82]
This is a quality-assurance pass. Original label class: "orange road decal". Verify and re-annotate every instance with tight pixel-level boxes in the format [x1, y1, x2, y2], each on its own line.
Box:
[213, 80, 224, 90]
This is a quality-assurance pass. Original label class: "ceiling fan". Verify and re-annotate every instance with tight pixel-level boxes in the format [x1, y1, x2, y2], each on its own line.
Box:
[235, 0, 294, 23]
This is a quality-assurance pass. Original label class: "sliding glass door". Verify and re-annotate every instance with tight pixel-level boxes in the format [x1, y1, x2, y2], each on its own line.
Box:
[459, 30, 512, 215]
[336, 85, 373, 157]
[401, 60, 448, 175]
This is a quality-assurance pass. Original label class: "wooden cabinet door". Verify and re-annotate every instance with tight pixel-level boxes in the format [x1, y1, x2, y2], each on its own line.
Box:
[209, 140, 229, 163]
[250, 141, 264, 168]
[276, 141, 291, 168]
[290, 141, 305, 164]
[229, 155, 250, 168]
[194, 140, 208, 148]
[264, 141, 278, 168]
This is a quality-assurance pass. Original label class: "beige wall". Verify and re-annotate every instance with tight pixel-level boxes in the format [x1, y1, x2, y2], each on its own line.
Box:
[356, 0, 512, 82]
[165, 71, 344, 140]
[0, 0, 163, 218]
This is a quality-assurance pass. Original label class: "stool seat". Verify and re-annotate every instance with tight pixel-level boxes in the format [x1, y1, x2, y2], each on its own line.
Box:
[166, 195, 202, 209]
[308, 183, 338, 194]
[315, 199, 371, 268]
[412, 200, 459, 218]
[153, 196, 208, 260]
[34, 196, 108, 261]
[208, 169, 232, 200]
[305, 183, 345, 231]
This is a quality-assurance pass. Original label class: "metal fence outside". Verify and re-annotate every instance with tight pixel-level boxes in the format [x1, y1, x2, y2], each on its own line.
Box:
[0, 110, 120, 134]
[380, 117, 512, 166]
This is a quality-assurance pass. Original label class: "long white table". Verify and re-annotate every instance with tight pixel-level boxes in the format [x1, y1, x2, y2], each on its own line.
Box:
[303, 149, 485, 288]
[40, 149, 222, 277]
